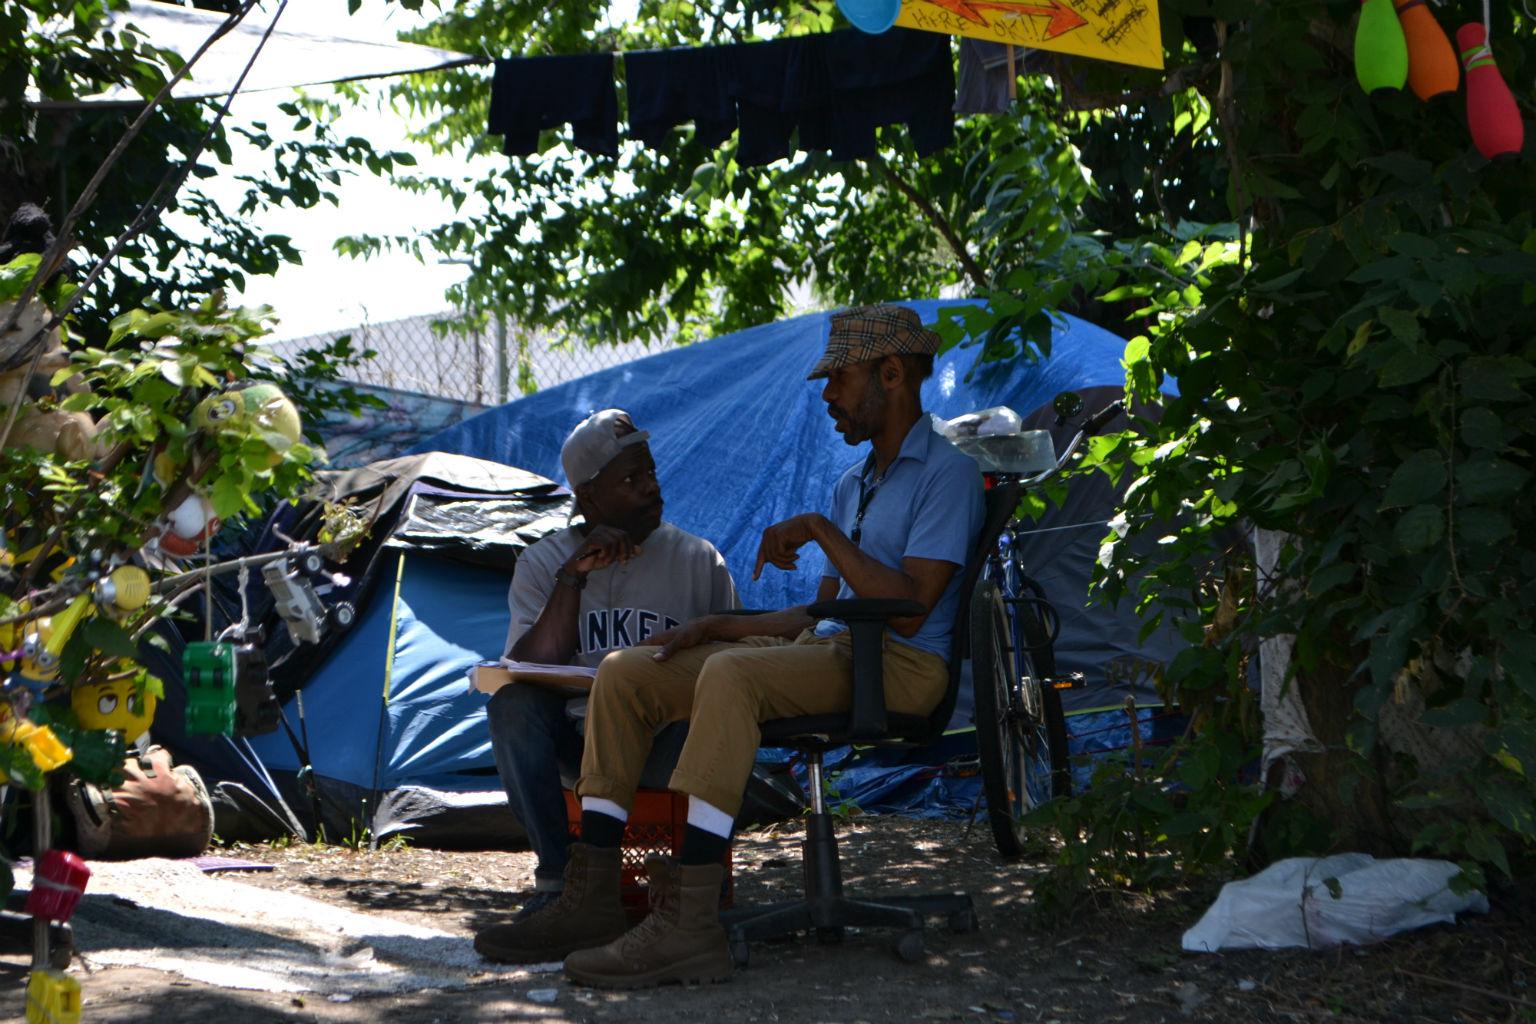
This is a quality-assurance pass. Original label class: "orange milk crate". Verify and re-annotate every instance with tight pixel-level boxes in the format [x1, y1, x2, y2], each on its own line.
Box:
[562, 789, 734, 916]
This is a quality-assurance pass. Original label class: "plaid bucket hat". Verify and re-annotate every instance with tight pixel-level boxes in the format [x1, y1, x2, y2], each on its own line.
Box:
[806, 305, 941, 380]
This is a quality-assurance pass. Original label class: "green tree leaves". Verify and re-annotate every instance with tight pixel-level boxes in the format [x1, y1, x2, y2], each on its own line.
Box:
[975, 0, 1536, 896]
[1382, 450, 1446, 508]
[1393, 506, 1443, 552]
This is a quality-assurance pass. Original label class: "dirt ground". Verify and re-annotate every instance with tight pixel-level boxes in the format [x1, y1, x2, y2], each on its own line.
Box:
[2, 817, 1531, 1024]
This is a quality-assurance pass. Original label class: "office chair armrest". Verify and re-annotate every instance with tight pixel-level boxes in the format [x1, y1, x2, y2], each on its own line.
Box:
[806, 598, 925, 620]
[807, 599, 924, 741]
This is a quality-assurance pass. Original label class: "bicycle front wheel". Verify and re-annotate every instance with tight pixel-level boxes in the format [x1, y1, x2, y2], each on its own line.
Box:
[1013, 589, 1071, 806]
[970, 579, 1070, 860]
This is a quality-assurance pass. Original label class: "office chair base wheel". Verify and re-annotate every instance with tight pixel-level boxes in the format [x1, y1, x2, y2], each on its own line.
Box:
[729, 940, 750, 968]
[947, 908, 978, 933]
[814, 925, 844, 944]
[894, 930, 925, 962]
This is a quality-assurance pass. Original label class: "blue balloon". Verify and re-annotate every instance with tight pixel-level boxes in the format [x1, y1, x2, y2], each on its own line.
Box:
[838, 0, 902, 34]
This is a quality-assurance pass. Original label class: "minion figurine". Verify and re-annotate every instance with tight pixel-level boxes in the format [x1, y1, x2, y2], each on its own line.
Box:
[13, 592, 95, 691]
[15, 616, 60, 690]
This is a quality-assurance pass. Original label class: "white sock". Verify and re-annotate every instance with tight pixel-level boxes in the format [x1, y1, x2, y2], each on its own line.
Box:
[580, 796, 629, 823]
[686, 795, 733, 838]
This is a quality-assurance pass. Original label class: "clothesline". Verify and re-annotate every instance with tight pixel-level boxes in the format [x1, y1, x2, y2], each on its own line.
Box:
[487, 27, 1018, 167]
[1011, 518, 1116, 537]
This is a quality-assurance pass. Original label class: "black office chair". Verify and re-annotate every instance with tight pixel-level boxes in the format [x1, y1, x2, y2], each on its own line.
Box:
[721, 480, 1023, 965]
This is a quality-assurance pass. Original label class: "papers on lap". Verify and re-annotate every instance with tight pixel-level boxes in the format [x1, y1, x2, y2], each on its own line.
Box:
[469, 659, 596, 698]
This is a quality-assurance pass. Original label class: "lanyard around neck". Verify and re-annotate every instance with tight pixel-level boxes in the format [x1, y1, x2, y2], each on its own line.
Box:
[851, 455, 890, 547]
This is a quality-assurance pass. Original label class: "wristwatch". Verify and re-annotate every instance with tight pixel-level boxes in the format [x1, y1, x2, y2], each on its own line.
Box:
[554, 567, 587, 591]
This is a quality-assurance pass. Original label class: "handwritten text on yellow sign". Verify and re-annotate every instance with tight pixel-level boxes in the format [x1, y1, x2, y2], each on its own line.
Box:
[895, 0, 1163, 70]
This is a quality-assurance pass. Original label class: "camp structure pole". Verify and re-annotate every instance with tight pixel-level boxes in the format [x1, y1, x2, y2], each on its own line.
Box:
[32, 788, 49, 970]
[496, 316, 510, 405]
[23, 786, 82, 1023]
[276, 693, 324, 842]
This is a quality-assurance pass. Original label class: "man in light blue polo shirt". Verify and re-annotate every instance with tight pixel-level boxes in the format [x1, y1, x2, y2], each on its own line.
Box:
[490, 305, 984, 988]
[810, 378, 983, 662]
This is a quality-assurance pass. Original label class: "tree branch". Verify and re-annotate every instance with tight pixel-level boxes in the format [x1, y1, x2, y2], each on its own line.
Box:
[1, 0, 289, 463]
[1, 0, 262, 344]
[1212, 20, 1251, 265]
[867, 152, 989, 292]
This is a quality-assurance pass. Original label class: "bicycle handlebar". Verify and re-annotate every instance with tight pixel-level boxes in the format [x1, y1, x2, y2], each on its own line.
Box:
[1081, 401, 1125, 436]
[1047, 401, 1125, 473]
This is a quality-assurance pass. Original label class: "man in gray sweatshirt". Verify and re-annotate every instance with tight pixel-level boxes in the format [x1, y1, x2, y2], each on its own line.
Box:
[476, 409, 737, 963]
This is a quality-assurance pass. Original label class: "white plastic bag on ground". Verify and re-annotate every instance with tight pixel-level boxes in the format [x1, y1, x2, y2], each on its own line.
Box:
[1182, 854, 1489, 952]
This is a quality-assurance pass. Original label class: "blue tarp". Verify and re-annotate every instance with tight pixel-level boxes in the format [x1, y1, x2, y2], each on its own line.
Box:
[771, 706, 1190, 821]
[415, 300, 1141, 615]
[251, 301, 1185, 828]
[421, 300, 1181, 723]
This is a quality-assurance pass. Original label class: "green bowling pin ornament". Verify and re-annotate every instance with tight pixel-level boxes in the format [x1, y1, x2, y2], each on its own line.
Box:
[1356, 0, 1409, 93]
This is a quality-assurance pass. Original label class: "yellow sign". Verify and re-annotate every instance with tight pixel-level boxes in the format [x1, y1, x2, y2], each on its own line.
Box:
[895, 0, 1163, 70]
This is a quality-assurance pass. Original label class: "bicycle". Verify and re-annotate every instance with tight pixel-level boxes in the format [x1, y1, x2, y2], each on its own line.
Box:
[953, 397, 1125, 860]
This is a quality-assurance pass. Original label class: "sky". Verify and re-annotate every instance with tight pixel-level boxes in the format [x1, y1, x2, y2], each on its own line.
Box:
[205, 2, 650, 341]
[212, 2, 485, 340]
[199, 1, 807, 343]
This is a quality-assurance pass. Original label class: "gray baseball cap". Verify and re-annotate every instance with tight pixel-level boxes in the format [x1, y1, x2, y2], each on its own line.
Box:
[560, 409, 650, 487]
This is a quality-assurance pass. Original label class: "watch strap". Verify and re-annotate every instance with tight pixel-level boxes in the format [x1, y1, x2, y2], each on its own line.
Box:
[555, 567, 588, 591]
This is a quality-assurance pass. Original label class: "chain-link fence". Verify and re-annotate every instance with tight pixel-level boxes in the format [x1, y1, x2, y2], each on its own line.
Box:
[267, 312, 660, 404]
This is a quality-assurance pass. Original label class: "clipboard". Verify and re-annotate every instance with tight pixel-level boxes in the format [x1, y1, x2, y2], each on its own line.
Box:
[469, 660, 597, 699]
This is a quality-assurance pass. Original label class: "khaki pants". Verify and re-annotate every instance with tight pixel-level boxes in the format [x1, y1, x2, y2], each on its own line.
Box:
[577, 629, 949, 818]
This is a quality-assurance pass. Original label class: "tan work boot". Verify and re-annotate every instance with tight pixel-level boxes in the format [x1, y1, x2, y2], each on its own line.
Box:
[473, 843, 628, 964]
[563, 854, 731, 988]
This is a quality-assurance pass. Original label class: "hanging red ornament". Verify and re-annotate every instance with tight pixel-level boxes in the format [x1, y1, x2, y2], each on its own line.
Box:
[1457, 22, 1526, 160]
